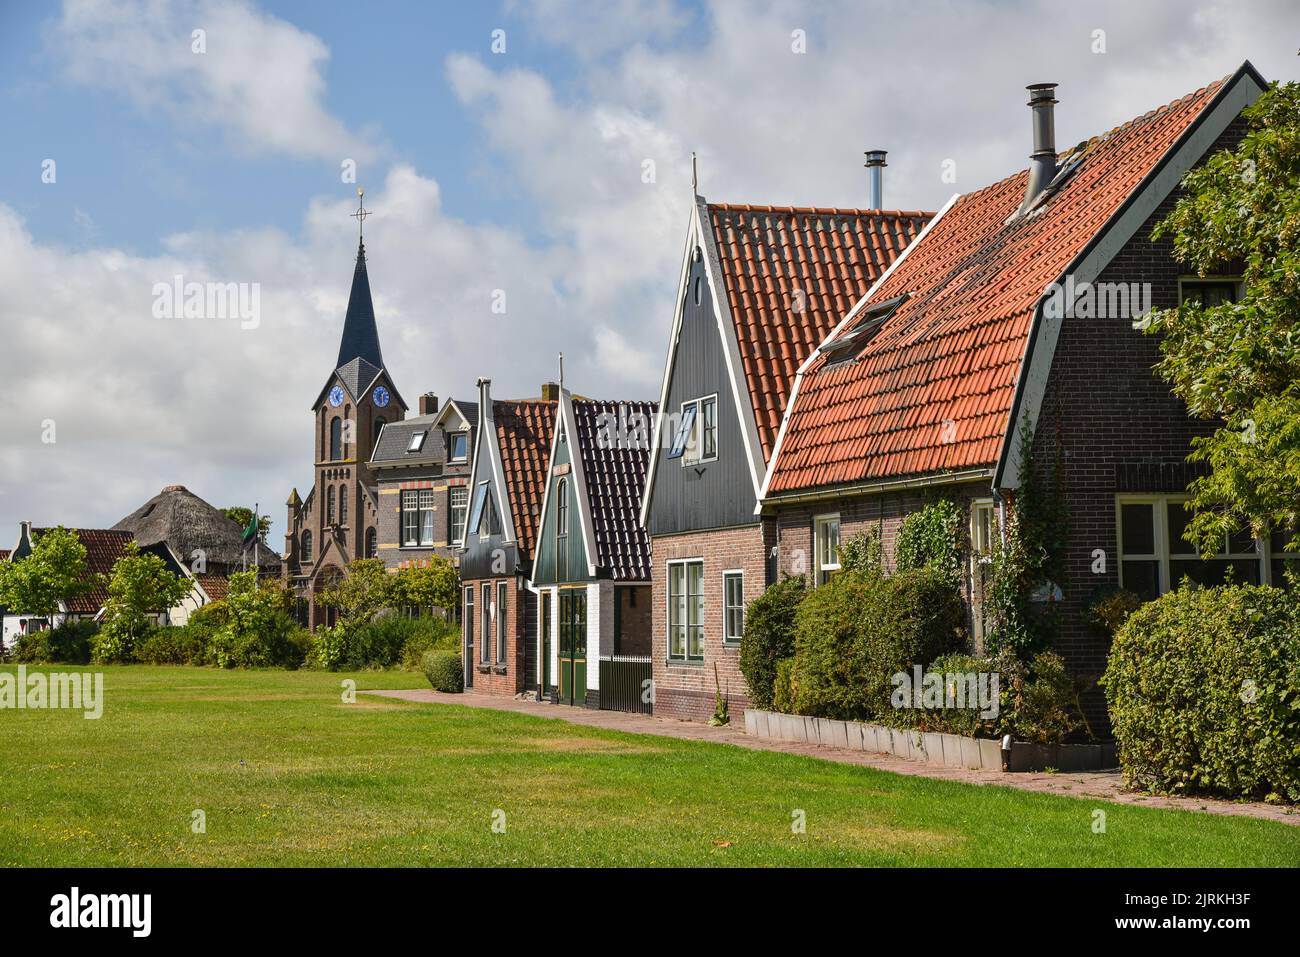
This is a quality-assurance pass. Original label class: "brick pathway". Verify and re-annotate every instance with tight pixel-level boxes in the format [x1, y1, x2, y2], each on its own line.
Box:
[365, 689, 1298, 826]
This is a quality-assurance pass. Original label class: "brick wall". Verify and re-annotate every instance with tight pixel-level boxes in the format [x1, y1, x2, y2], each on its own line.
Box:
[615, 584, 652, 656]
[375, 475, 469, 570]
[650, 524, 767, 722]
[462, 575, 533, 696]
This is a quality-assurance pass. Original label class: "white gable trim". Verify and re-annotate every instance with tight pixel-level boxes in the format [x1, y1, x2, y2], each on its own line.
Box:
[531, 390, 598, 583]
[996, 65, 1266, 489]
[755, 193, 961, 509]
[465, 387, 518, 546]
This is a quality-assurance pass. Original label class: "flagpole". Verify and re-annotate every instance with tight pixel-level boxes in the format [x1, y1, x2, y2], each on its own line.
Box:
[253, 502, 260, 589]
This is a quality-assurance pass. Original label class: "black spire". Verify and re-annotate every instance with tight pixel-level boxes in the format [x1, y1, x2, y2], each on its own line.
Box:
[336, 236, 384, 370]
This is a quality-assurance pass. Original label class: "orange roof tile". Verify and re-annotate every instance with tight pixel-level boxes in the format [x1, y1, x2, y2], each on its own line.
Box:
[766, 77, 1228, 496]
[32, 527, 135, 614]
[706, 204, 932, 461]
[494, 399, 557, 562]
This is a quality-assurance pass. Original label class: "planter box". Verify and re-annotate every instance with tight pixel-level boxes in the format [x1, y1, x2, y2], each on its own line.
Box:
[742, 710, 1111, 773]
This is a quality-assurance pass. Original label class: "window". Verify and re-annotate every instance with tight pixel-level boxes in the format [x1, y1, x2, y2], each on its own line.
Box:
[480, 583, 492, 663]
[326, 486, 336, 525]
[401, 490, 418, 546]
[329, 417, 343, 460]
[449, 487, 468, 544]
[448, 431, 468, 462]
[1117, 495, 1263, 600]
[674, 396, 717, 466]
[365, 527, 377, 558]
[814, 514, 841, 585]
[1180, 279, 1239, 306]
[478, 490, 499, 537]
[667, 559, 704, 662]
[373, 418, 386, 456]
[467, 481, 489, 537]
[464, 586, 474, 659]
[300, 531, 313, 563]
[338, 487, 348, 527]
[496, 582, 508, 663]
[693, 275, 702, 306]
[407, 430, 427, 453]
[969, 500, 996, 642]
[723, 571, 744, 644]
[418, 488, 435, 545]
[556, 478, 569, 581]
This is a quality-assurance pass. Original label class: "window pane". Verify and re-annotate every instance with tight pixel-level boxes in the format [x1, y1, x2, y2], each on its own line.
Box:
[1228, 525, 1257, 556]
[1122, 560, 1160, 601]
[668, 405, 696, 459]
[1164, 502, 1197, 556]
[1120, 504, 1155, 555]
[702, 397, 717, 458]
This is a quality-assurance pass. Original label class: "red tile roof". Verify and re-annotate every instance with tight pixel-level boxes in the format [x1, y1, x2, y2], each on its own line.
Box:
[707, 204, 932, 461]
[0, 549, 9, 563]
[766, 78, 1227, 495]
[494, 399, 557, 562]
[195, 574, 230, 603]
[33, 527, 135, 614]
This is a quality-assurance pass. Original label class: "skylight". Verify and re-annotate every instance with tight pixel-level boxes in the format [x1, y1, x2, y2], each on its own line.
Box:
[819, 293, 910, 364]
[407, 430, 427, 453]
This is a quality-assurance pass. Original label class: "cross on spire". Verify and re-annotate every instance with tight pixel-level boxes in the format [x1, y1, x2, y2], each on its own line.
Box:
[351, 186, 371, 239]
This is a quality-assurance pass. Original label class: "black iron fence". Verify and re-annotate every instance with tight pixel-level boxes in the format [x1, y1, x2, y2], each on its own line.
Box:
[598, 655, 653, 714]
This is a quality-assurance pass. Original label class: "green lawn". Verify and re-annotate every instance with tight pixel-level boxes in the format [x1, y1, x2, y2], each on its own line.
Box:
[0, 665, 1295, 866]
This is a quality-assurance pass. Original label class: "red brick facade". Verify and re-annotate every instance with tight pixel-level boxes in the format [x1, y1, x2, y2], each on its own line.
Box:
[462, 576, 536, 696]
[650, 523, 773, 722]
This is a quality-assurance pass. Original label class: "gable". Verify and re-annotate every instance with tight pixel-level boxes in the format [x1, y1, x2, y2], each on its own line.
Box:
[531, 411, 592, 585]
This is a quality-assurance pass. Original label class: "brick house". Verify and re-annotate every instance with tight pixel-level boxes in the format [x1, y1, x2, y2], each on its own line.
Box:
[759, 63, 1274, 731]
[458, 379, 557, 695]
[368, 395, 477, 575]
[529, 389, 656, 709]
[639, 193, 933, 721]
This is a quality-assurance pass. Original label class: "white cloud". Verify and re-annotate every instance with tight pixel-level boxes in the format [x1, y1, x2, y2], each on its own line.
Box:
[49, 0, 375, 162]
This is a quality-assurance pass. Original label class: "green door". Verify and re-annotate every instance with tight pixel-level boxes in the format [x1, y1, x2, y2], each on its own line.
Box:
[540, 591, 551, 695]
[558, 590, 587, 706]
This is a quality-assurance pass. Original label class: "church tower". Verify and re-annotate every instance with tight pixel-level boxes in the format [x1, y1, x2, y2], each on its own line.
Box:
[284, 190, 407, 627]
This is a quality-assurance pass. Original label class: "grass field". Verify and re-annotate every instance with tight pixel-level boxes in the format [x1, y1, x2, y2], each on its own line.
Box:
[0, 665, 1295, 867]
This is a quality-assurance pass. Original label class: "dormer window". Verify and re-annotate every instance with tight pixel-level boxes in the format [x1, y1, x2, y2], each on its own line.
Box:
[820, 293, 909, 366]
[407, 430, 427, 453]
[448, 431, 468, 462]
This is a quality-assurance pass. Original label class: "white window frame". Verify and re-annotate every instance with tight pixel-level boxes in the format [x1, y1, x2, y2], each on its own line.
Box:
[449, 486, 468, 545]
[679, 394, 718, 467]
[722, 569, 744, 645]
[401, 489, 419, 547]
[407, 430, 427, 453]
[666, 558, 705, 663]
[448, 430, 468, 463]
[813, 513, 841, 586]
[417, 488, 435, 547]
[1116, 494, 1265, 596]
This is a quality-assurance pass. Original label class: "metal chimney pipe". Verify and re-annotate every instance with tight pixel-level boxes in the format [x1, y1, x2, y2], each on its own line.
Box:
[863, 149, 887, 209]
[1020, 83, 1058, 214]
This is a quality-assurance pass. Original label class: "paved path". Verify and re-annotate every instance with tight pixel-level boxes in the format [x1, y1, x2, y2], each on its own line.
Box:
[365, 688, 1298, 826]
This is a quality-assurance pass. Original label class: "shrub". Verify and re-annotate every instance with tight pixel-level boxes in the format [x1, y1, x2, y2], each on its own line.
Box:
[135, 625, 209, 665]
[1102, 583, 1300, 803]
[353, 613, 458, 670]
[13, 619, 96, 664]
[892, 652, 1001, 738]
[307, 623, 351, 671]
[1086, 587, 1143, 637]
[422, 649, 464, 693]
[838, 529, 884, 577]
[771, 657, 797, 714]
[1006, 651, 1084, 745]
[894, 499, 963, 586]
[737, 575, 805, 710]
[792, 566, 966, 721]
[398, 616, 460, 670]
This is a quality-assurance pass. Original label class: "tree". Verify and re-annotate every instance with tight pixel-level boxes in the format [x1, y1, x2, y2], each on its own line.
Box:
[94, 543, 194, 662]
[1145, 81, 1300, 555]
[318, 558, 396, 626]
[221, 507, 271, 538]
[395, 558, 459, 616]
[0, 526, 91, 620]
[209, 572, 304, 668]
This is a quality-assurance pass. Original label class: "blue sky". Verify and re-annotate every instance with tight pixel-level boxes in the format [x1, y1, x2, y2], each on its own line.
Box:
[1, 0, 1297, 534]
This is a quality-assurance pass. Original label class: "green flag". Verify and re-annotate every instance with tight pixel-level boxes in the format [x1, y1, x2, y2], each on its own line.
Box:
[241, 512, 259, 552]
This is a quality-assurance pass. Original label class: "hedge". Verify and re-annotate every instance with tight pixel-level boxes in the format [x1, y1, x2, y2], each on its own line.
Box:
[422, 649, 464, 693]
[1102, 583, 1300, 803]
[737, 575, 805, 710]
[13, 620, 96, 664]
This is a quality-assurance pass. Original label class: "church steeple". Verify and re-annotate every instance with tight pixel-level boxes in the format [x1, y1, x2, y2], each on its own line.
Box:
[336, 188, 384, 370]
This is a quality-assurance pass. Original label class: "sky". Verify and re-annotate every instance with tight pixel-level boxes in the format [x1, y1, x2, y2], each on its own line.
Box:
[1, 0, 1297, 542]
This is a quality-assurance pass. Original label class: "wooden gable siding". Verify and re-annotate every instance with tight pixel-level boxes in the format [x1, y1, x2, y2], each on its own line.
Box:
[647, 249, 758, 536]
[531, 421, 592, 586]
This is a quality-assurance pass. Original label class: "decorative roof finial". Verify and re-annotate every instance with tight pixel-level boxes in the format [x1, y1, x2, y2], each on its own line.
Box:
[691, 151, 698, 196]
[558, 351, 565, 390]
[351, 185, 371, 240]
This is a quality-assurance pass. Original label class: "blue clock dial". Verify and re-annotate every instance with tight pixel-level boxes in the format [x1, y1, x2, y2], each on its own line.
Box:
[328, 386, 345, 408]
[372, 385, 390, 408]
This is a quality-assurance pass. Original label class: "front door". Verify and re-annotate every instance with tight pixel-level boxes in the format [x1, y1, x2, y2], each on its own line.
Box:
[558, 589, 587, 706]
[540, 590, 552, 697]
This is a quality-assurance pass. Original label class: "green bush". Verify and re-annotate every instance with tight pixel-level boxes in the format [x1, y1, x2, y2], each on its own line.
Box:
[13, 619, 96, 664]
[891, 652, 1001, 738]
[135, 625, 210, 665]
[792, 566, 966, 721]
[771, 657, 797, 713]
[422, 649, 464, 693]
[1086, 587, 1143, 637]
[894, 499, 964, 586]
[398, 616, 460, 670]
[737, 575, 805, 710]
[1102, 583, 1300, 803]
[209, 609, 307, 669]
[1006, 651, 1084, 744]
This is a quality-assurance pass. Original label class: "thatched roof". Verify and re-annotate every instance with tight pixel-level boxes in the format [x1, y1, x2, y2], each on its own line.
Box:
[114, 485, 280, 570]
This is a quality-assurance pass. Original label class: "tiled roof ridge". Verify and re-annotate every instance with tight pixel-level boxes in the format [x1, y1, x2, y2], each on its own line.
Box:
[707, 202, 933, 218]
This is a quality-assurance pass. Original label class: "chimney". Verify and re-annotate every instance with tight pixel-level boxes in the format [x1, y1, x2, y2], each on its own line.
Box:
[1020, 83, 1059, 215]
[863, 149, 887, 209]
[540, 381, 560, 402]
[419, 392, 439, 416]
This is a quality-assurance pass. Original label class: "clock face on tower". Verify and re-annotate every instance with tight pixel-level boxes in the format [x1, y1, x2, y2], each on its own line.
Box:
[372, 385, 390, 408]
[328, 385, 345, 408]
